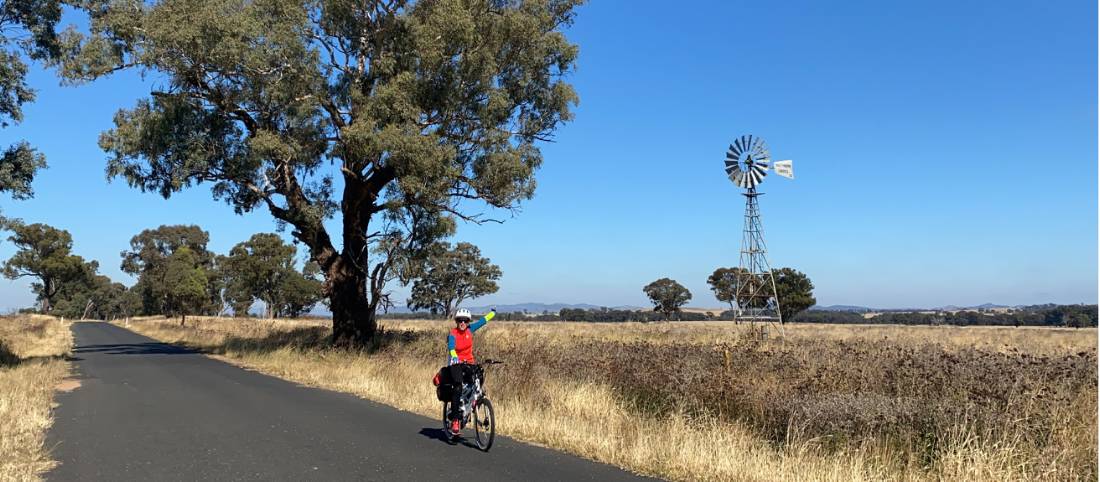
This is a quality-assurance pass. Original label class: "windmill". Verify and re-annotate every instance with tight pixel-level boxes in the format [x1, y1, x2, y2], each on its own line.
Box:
[723, 135, 793, 326]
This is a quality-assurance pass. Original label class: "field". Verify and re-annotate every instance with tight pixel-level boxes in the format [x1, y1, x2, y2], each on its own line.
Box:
[0, 316, 72, 481]
[116, 316, 1097, 481]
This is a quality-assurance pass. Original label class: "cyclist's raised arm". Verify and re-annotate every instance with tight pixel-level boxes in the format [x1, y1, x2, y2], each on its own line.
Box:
[469, 309, 495, 333]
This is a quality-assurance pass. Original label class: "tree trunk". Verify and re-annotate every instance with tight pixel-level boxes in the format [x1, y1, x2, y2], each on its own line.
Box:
[328, 257, 376, 346]
[41, 278, 52, 313]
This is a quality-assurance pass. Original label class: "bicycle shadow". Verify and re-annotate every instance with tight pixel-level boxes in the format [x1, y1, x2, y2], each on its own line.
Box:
[418, 428, 481, 450]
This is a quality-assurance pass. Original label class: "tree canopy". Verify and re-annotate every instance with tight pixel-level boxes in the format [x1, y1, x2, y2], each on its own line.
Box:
[643, 277, 691, 321]
[406, 241, 500, 316]
[52, 271, 141, 320]
[709, 266, 816, 323]
[773, 267, 815, 322]
[121, 225, 221, 316]
[706, 267, 742, 311]
[1, 221, 94, 312]
[220, 233, 323, 318]
[60, 0, 582, 345]
[160, 246, 209, 323]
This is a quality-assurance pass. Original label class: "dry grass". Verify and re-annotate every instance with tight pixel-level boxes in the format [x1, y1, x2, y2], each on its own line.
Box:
[118, 316, 1097, 481]
[380, 319, 1097, 355]
[0, 315, 72, 482]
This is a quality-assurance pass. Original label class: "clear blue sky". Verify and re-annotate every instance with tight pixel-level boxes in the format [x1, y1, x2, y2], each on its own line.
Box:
[0, 0, 1095, 311]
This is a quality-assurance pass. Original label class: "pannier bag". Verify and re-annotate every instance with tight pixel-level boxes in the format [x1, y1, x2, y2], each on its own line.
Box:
[434, 366, 454, 402]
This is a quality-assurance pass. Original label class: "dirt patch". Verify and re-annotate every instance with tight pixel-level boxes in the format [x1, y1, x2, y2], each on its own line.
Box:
[56, 379, 81, 392]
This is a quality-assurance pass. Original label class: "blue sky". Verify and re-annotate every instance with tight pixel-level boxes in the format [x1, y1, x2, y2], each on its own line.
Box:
[0, 0, 1095, 311]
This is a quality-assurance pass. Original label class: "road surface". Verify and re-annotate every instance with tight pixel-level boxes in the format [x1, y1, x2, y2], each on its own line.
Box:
[47, 322, 656, 481]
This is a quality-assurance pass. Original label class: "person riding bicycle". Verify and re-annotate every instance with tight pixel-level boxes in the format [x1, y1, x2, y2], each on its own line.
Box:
[442, 307, 495, 435]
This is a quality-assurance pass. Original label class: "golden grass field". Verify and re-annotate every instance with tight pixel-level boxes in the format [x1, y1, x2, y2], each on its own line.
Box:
[115, 315, 1098, 482]
[0, 316, 71, 482]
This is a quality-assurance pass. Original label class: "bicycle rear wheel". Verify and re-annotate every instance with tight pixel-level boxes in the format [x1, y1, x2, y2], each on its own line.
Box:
[473, 397, 495, 451]
[442, 402, 455, 439]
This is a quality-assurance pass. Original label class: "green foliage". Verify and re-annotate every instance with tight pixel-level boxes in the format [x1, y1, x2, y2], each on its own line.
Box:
[0, 0, 61, 199]
[643, 277, 692, 321]
[220, 233, 323, 317]
[773, 267, 815, 322]
[792, 304, 1099, 327]
[557, 307, 712, 322]
[121, 225, 220, 316]
[277, 263, 324, 318]
[707, 266, 771, 310]
[706, 267, 742, 310]
[0, 141, 46, 200]
[161, 246, 209, 320]
[60, 0, 583, 344]
[1, 220, 88, 312]
[52, 272, 141, 320]
[406, 241, 501, 315]
[708, 266, 815, 322]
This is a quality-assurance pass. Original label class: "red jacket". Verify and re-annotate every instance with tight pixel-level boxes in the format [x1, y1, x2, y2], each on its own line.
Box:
[449, 327, 475, 363]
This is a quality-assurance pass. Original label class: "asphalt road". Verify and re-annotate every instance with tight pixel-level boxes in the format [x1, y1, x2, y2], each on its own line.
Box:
[47, 322, 656, 481]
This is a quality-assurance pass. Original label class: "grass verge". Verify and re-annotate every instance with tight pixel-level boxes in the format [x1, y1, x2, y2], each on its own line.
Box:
[0, 315, 72, 482]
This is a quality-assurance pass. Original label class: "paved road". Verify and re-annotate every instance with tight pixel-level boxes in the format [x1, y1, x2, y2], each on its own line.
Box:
[48, 322, 656, 481]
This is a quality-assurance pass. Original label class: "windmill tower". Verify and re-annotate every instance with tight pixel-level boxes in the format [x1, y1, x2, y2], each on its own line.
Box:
[723, 135, 794, 326]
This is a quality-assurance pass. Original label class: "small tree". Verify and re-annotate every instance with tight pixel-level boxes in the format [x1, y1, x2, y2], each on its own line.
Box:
[221, 233, 296, 318]
[1, 221, 89, 312]
[161, 247, 208, 325]
[1068, 313, 1092, 329]
[773, 267, 816, 322]
[407, 242, 501, 316]
[220, 233, 323, 318]
[277, 266, 324, 318]
[707, 267, 738, 311]
[121, 225, 219, 316]
[643, 278, 692, 321]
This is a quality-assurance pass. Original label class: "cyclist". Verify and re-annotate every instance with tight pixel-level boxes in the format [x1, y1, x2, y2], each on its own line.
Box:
[443, 307, 495, 435]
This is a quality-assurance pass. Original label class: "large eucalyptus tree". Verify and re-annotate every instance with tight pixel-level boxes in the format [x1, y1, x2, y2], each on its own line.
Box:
[60, 0, 581, 344]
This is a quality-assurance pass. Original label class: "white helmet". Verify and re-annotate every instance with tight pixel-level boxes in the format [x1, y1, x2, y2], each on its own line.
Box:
[454, 308, 472, 322]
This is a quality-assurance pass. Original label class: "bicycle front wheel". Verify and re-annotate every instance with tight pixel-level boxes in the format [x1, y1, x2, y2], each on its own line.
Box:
[473, 397, 495, 451]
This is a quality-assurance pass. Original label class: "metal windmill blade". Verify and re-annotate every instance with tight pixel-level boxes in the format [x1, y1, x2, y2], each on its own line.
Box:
[724, 134, 772, 190]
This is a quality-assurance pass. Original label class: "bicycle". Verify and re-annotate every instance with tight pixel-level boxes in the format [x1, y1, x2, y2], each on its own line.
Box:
[441, 359, 502, 451]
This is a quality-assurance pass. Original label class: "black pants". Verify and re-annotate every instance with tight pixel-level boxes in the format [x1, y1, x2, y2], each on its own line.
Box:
[442, 364, 476, 421]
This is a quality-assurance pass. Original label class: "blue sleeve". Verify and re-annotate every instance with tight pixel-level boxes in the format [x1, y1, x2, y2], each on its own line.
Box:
[469, 317, 487, 333]
[469, 310, 495, 332]
[447, 334, 455, 350]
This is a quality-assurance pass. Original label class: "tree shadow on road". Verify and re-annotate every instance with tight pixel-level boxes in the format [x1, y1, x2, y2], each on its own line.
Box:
[211, 326, 437, 359]
[73, 343, 195, 356]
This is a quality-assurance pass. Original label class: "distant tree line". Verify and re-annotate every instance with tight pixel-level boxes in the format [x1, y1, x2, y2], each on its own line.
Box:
[379, 308, 715, 323]
[381, 304, 1098, 327]
[3, 223, 325, 321]
[790, 304, 1098, 328]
